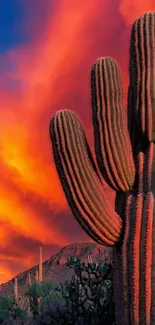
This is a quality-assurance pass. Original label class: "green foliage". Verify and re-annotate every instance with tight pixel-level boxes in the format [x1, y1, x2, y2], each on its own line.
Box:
[0, 296, 13, 321]
[0, 295, 27, 323]
[0, 258, 114, 324]
[38, 281, 64, 314]
[60, 256, 114, 324]
[25, 283, 41, 319]
[26, 282, 41, 299]
[25, 280, 64, 321]
[39, 256, 115, 324]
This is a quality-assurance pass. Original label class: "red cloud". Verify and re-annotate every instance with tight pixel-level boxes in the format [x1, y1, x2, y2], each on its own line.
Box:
[0, 0, 155, 282]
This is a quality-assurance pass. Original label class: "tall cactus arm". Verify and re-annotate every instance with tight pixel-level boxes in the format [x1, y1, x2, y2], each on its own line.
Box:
[91, 57, 135, 192]
[50, 109, 122, 245]
[129, 12, 155, 143]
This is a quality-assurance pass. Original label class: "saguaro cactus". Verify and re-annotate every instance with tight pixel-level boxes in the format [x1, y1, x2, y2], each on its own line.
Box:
[35, 269, 39, 283]
[49, 12, 155, 325]
[27, 272, 32, 286]
[14, 277, 18, 301]
[39, 246, 43, 283]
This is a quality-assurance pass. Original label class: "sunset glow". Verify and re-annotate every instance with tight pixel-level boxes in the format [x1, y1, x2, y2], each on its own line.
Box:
[0, 0, 155, 282]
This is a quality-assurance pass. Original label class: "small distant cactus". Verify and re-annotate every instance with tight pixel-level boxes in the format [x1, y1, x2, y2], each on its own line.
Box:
[28, 273, 32, 286]
[35, 270, 39, 283]
[14, 278, 18, 302]
[87, 254, 93, 264]
[36, 258, 114, 324]
[50, 11, 155, 325]
[39, 247, 43, 283]
[25, 280, 62, 321]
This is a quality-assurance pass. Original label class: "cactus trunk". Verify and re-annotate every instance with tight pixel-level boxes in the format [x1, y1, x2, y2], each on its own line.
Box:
[113, 144, 155, 324]
[49, 11, 155, 325]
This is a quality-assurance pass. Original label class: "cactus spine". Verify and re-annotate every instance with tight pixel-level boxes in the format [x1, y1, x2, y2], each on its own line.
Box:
[50, 12, 155, 325]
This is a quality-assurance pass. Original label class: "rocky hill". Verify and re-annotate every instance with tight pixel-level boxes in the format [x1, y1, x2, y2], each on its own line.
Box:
[0, 242, 113, 298]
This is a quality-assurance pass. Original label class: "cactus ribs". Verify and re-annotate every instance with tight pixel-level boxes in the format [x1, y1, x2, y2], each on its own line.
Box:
[50, 12, 155, 325]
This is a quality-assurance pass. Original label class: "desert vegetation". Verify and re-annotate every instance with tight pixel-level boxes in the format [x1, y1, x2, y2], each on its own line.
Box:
[0, 255, 114, 324]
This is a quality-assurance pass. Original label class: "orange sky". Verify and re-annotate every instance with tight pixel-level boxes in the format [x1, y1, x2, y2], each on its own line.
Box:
[0, 0, 155, 283]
